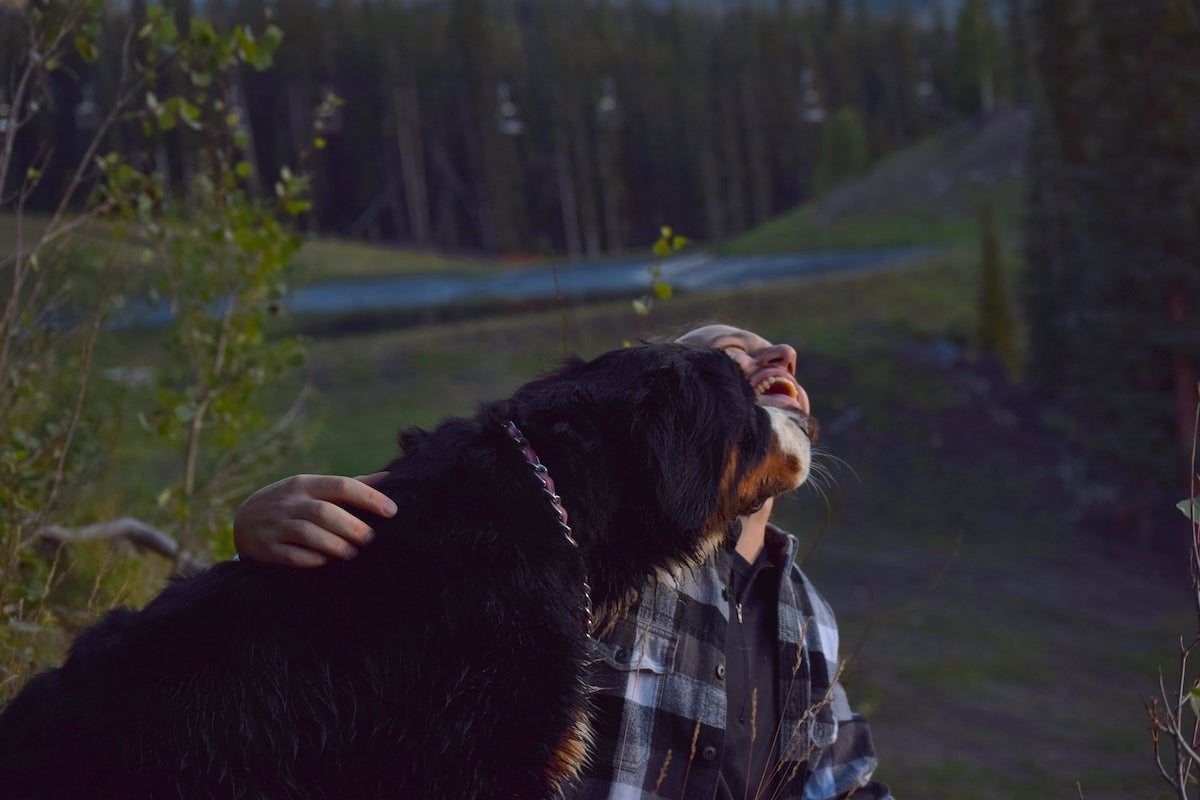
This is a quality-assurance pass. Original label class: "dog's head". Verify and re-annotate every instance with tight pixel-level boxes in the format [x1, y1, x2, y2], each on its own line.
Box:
[488, 342, 813, 624]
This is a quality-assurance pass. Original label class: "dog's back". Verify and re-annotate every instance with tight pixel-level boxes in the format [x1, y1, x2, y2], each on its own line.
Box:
[0, 423, 594, 799]
[1, 541, 588, 799]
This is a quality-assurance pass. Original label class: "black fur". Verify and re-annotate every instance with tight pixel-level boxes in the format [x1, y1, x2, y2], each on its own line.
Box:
[0, 343, 793, 800]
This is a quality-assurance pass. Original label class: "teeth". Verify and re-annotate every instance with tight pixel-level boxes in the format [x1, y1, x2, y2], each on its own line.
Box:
[754, 375, 797, 398]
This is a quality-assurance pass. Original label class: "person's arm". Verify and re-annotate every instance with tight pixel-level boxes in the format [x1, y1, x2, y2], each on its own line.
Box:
[803, 684, 894, 800]
[233, 473, 397, 566]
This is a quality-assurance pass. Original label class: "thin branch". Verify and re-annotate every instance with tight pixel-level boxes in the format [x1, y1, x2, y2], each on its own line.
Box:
[207, 389, 307, 500]
[35, 517, 207, 574]
[36, 249, 117, 530]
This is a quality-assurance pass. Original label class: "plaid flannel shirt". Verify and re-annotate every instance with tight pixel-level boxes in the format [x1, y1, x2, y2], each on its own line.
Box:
[567, 525, 893, 800]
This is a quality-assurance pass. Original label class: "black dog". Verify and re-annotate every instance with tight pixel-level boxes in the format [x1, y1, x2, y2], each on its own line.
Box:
[0, 343, 812, 800]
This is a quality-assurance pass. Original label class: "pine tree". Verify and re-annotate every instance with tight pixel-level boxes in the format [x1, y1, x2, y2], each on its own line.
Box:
[1026, 0, 1200, 482]
[814, 106, 869, 193]
[978, 199, 1020, 376]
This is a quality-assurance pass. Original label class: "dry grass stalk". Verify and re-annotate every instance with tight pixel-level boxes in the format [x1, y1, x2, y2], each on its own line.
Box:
[651, 750, 673, 796]
[1144, 382, 1200, 799]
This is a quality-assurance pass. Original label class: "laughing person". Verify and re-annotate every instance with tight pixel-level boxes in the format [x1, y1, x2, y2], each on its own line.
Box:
[233, 324, 893, 800]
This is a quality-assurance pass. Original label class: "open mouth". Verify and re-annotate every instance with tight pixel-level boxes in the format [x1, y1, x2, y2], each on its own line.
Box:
[753, 375, 799, 400]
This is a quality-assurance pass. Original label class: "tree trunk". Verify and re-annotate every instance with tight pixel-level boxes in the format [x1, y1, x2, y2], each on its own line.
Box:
[570, 101, 602, 258]
[740, 72, 772, 225]
[700, 142, 724, 242]
[720, 77, 747, 233]
[596, 125, 624, 254]
[394, 83, 432, 244]
[555, 124, 583, 259]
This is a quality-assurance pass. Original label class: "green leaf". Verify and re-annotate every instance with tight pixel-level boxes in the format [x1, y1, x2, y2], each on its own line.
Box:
[1178, 497, 1200, 521]
[235, 161, 253, 179]
[1190, 686, 1200, 718]
[74, 35, 100, 63]
[284, 199, 312, 216]
[652, 239, 671, 258]
[256, 24, 284, 67]
[671, 235, 689, 250]
[631, 297, 650, 316]
[179, 101, 203, 131]
[173, 402, 197, 423]
[653, 281, 673, 300]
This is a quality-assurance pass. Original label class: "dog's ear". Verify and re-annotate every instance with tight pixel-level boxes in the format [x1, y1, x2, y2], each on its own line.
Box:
[398, 426, 431, 453]
[632, 349, 749, 532]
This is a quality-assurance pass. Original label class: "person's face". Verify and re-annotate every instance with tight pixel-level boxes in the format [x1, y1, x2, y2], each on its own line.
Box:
[676, 324, 811, 417]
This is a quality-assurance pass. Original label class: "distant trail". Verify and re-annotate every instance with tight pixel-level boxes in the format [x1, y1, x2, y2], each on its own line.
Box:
[109, 245, 938, 328]
[284, 245, 939, 315]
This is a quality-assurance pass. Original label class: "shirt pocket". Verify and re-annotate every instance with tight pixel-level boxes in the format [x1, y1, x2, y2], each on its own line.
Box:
[588, 628, 676, 774]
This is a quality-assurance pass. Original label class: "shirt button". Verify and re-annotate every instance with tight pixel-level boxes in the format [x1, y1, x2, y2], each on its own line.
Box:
[614, 648, 629, 663]
[715, 663, 726, 679]
[702, 745, 718, 761]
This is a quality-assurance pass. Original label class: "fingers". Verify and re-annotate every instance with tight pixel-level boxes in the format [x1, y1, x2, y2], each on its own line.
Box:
[355, 471, 390, 487]
[274, 544, 330, 568]
[295, 498, 375, 551]
[234, 472, 397, 566]
[280, 517, 365, 561]
[301, 474, 397, 518]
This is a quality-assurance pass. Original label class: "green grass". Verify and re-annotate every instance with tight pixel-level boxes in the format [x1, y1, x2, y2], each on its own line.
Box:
[0, 212, 501, 288]
[290, 238, 498, 283]
[286, 249, 993, 471]
[720, 115, 1026, 256]
[720, 203, 985, 255]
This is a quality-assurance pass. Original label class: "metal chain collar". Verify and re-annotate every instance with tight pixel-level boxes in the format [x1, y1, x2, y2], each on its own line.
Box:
[501, 420, 594, 638]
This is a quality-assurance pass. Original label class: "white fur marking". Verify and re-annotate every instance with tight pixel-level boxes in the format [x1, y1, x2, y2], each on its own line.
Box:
[765, 406, 812, 488]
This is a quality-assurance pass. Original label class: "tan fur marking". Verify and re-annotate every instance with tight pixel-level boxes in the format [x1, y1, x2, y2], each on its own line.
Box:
[735, 407, 811, 516]
[720, 449, 740, 499]
[546, 708, 594, 792]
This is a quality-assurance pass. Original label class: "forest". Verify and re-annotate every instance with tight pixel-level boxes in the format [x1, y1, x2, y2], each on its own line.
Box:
[3, 0, 1022, 255]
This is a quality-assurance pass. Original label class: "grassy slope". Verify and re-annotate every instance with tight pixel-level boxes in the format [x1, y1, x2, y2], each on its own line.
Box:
[722, 108, 1028, 256]
[280, 250, 1186, 800]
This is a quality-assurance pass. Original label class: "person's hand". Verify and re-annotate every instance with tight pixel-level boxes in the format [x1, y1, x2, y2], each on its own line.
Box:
[233, 473, 397, 567]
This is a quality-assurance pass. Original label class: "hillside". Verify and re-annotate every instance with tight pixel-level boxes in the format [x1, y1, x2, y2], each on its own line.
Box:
[815, 106, 1029, 223]
[724, 106, 1029, 255]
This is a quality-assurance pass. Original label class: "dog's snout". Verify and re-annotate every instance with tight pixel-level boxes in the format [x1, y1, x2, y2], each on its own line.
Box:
[780, 409, 819, 444]
[726, 406, 815, 517]
[763, 407, 812, 490]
